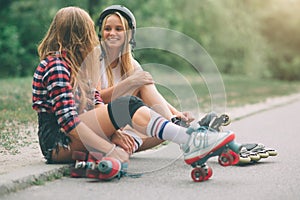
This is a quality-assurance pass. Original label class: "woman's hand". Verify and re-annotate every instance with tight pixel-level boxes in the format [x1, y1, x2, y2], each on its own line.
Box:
[111, 129, 135, 155]
[174, 111, 195, 126]
[127, 71, 154, 87]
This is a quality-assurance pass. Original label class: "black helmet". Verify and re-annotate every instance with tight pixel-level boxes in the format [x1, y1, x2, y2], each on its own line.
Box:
[97, 5, 136, 48]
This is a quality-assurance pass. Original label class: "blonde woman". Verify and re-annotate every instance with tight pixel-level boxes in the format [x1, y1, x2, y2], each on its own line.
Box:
[97, 5, 195, 152]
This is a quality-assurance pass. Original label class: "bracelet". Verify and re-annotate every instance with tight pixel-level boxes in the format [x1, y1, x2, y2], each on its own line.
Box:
[105, 144, 116, 156]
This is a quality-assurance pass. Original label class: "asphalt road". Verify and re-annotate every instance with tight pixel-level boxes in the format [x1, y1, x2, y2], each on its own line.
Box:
[2, 100, 300, 200]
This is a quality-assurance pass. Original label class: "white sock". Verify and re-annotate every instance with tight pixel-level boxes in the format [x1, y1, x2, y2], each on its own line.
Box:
[146, 112, 189, 144]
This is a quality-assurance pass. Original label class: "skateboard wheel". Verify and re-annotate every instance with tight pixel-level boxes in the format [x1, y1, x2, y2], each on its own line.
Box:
[218, 152, 234, 166]
[191, 168, 206, 182]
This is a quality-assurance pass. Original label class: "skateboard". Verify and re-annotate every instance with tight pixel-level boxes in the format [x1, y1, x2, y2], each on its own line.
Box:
[186, 126, 241, 182]
[70, 151, 128, 180]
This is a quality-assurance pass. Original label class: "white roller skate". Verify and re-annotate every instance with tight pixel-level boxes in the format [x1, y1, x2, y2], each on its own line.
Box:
[182, 126, 241, 182]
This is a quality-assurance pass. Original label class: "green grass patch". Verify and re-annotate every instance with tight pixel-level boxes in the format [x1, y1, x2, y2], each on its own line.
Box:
[0, 77, 36, 123]
[0, 77, 37, 154]
[156, 73, 300, 111]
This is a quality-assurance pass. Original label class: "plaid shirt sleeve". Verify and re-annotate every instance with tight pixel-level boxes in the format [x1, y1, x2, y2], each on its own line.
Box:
[32, 56, 81, 133]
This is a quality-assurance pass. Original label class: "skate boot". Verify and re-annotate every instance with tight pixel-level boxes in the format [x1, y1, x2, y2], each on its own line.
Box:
[182, 127, 241, 165]
[182, 127, 241, 182]
[198, 112, 231, 131]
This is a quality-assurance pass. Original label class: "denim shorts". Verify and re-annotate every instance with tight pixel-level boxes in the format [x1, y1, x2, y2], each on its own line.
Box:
[37, 112, 71, 164]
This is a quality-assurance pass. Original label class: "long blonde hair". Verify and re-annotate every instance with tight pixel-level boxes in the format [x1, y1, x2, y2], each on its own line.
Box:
[38, 7, 100, 113]
[100, 12, 135, 87]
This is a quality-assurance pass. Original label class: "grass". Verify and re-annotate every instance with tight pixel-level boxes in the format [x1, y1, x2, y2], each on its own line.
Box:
[1, 75, 300, 154]
[156, 73, 300, 112]
[0, 77, 37, 154]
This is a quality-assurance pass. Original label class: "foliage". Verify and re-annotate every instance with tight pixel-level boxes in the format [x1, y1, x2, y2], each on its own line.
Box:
[0, 0, 300, 80]
[259, 1, 300, 80]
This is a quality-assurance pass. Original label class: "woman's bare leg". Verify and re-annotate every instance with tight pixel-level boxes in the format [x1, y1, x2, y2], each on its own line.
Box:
[128, 84, 174, 151]
[138, 84, 173, 120]
[51, 105, 118, 162]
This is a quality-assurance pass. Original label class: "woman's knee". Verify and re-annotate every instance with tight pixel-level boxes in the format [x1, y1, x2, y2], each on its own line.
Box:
[107, 96, 146, 129]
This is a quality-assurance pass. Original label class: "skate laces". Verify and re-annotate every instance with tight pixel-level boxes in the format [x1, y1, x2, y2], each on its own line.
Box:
[192, 129, 208, 149]
[183, 126, 218, 153]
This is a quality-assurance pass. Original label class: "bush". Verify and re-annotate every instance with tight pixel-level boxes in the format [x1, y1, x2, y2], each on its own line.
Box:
[0, 25, 22, 77]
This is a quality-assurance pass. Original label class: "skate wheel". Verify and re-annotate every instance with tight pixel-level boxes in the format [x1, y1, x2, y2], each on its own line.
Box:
[204, 166, 213, 180]
[218, 152, 234, 166]
[267, 149, 278, 156]
[220, 114, 230, 126]
[98, 157, 122, 180]
[191, 168, 206, 182]
[229, 150, 240, 165]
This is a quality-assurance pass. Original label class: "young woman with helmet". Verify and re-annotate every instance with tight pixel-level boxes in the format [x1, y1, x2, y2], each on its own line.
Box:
[95, 5, 277, 163]
[97, 5, 195, 152]
[32, 6, 237, 165]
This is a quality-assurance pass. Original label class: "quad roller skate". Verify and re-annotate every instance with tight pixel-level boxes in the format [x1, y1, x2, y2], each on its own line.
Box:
[70, 151, 89, 178]
[237, 143, 278, 165]
[70, 151, 127, 180]
[198, 112, 231, 131]
[183, 126, 241, 182]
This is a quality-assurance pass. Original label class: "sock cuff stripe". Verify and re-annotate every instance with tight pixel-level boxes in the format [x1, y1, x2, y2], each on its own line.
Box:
[150, 117, 161, 137]
[158, 120, 169, 140]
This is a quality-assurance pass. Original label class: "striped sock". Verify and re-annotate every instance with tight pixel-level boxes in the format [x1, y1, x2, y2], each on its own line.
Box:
[146, 114, 189, 144]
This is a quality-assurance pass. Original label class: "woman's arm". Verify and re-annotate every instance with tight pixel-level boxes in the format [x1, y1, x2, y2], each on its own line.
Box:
[100, 72, 154, 103]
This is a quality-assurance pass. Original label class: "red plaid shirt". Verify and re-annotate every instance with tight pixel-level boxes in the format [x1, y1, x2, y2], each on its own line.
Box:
[32, 52, 103, 133]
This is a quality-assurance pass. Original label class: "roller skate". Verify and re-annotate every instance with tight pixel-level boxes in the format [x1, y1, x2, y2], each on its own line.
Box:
[182, 126, 241, 182]
[70, 151, 89, 178]
[70, 151, 128, 180]
[237, 143, 278, 165]
[198, 112, 231, 131]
